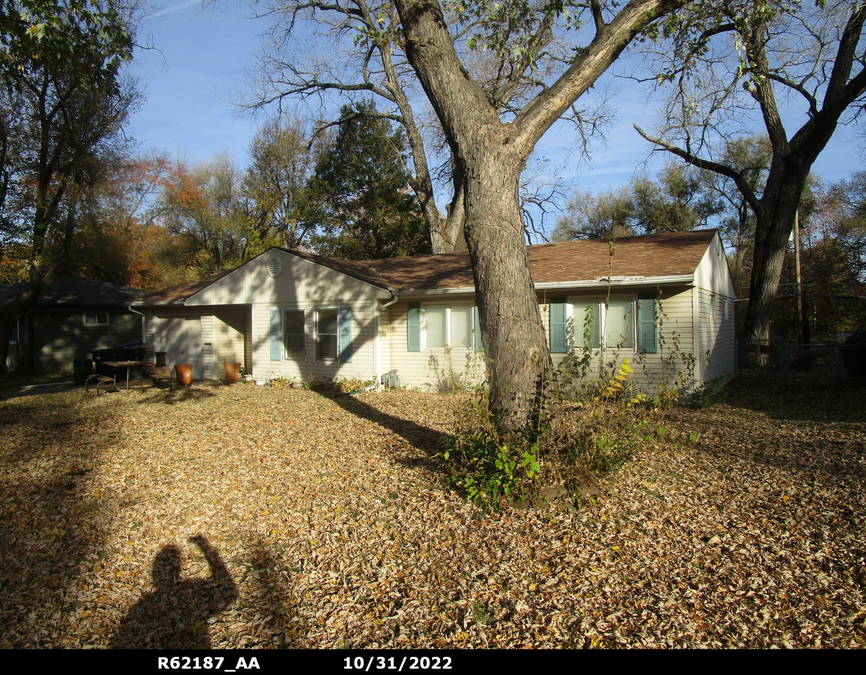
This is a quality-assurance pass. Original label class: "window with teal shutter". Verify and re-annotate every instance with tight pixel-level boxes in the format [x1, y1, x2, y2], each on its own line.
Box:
[550, 298, 567, 353]
[407, 303, 421, 352]
[270, 309, 282, 360]
[339, 306, 353, 363]
[638, 295, 658, 354]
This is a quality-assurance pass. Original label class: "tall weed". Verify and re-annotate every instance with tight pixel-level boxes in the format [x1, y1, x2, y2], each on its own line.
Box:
[444, 358, 673, 509]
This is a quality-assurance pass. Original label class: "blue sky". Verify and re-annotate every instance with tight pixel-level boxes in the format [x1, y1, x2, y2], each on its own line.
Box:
[127, 3, 863, 204]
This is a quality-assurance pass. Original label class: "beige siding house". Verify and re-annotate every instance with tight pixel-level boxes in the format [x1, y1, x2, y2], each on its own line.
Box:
[134, 230, 736, 393]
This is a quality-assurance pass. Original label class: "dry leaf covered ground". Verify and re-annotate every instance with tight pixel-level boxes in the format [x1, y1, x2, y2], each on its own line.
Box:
[0, 374, 863, 649]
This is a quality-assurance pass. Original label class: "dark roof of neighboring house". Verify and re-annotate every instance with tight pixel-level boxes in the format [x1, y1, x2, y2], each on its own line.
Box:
[0, 277, 147, 308]
[138, 229, 719, 302]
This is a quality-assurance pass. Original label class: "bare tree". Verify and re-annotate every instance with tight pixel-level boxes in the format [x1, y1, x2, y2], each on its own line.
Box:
[392, 0, 689, 430]
[635, 0, 866, 345]
[245, 0, 467, 252]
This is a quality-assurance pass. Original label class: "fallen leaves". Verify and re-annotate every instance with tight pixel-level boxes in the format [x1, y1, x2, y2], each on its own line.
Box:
[0, 378, 863, 648]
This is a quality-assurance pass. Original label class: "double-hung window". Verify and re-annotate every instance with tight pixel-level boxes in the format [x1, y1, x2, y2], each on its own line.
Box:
[550, 296, 657, 354]
[270, 306, 353, 363]
[316, 308, 339, 360]
[283, 310, 306, 359]
[407, 304, 482, 352]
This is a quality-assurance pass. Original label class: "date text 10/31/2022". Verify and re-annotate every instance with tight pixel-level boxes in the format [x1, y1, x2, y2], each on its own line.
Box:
[344, 656, 453, 671]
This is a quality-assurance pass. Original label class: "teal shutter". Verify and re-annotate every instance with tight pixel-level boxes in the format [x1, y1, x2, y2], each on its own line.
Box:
[407, 303, 421, 352]
[270, 309, 282, 360]
[339, 306, 353, 363]
[473, 306, 484, 352]
[638, 295, 658, 354]
[550, 298, 568, 353]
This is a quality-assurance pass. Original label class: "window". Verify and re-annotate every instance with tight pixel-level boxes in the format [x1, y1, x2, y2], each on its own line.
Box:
[550, 296, 657, 354]
[605, 300, 634, 349]
[84, 313, 109, 326]
[572, 301, 600, 349]
[407, 304, 482, 352]
[269, 306, 352, 363]
[317, 308, 339, 360]
[9, 318, 23, 345]
[283, 310, 305, 359]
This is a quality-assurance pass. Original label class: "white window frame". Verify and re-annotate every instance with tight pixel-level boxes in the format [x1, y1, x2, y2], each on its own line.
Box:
[566, 297, 637, 351]
[282, 308, 306, 361]
[316, 307, 340, 361]
[83, 312, 109, 326]
[422, 304, 477, 351]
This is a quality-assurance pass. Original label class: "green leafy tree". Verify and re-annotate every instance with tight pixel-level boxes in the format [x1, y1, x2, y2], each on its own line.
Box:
[305, 102, 430, 259]
[552, 187, 636, 241]
[0, 0, 138, 372]
[553, 161, 718, 241]
[631, 163, 719, 234]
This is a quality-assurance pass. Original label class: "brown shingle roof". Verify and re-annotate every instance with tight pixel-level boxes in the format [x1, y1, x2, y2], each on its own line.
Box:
[138, 230, 718, 301]
[355, 229, 717, 290]
[140, 270, 232, 303]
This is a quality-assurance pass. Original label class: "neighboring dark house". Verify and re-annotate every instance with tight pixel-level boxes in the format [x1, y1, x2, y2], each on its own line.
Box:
[1, 278, 146, 372]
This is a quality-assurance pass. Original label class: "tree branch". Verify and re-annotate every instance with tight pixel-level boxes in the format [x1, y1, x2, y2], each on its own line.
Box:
[634, 124, 762, 217]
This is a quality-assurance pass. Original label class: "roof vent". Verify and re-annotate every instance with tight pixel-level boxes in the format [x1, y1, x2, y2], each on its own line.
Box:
[267, 258, 282, 278]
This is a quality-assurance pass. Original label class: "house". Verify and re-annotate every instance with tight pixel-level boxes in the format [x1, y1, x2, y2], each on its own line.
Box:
[1, 277, 147, 372]
[133, 230, 736, 393]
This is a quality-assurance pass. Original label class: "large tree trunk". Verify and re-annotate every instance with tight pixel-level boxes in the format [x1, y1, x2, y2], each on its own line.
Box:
[742, 176, 806, 345]
[463, 147, 551, 431]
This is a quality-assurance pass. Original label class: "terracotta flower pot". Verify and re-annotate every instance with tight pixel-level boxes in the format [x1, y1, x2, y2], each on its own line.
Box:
[175, 364, 193, 387]
[224, 362, 241, 384]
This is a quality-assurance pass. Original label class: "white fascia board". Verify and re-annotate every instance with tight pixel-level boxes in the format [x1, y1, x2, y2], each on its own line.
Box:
[534, 275, 695, 291]
[395, 287, 477, 298]
[393, 276, 694, 298]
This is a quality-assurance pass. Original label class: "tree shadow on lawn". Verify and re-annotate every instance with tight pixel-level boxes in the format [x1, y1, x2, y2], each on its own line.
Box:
[0, 394, 121, 646]
[721, 370, 866, 425]
[315, 390, 453, 479]
[672, 374, 866, 481]
[136, 382, 219, 405]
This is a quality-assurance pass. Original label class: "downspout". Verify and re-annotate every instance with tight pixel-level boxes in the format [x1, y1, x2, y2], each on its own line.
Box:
[375, 290, 399, 388]
[128, 305, 146, 344]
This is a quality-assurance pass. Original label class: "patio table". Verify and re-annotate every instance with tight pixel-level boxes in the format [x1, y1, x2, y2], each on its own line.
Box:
[102, 360, 147, 391]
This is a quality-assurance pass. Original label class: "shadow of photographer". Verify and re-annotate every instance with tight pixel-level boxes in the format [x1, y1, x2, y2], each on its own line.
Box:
[112, 535, 237, 649]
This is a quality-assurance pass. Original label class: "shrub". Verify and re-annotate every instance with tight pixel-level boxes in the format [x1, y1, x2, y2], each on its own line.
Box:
[444, 358, 671, 509]
[689, 373, 729, 409]
[334, 377, 373, 394]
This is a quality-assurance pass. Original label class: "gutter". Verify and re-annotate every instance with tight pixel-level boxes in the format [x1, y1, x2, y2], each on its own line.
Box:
[534, 275, 695, 291]
[390, 275, 695, 298]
